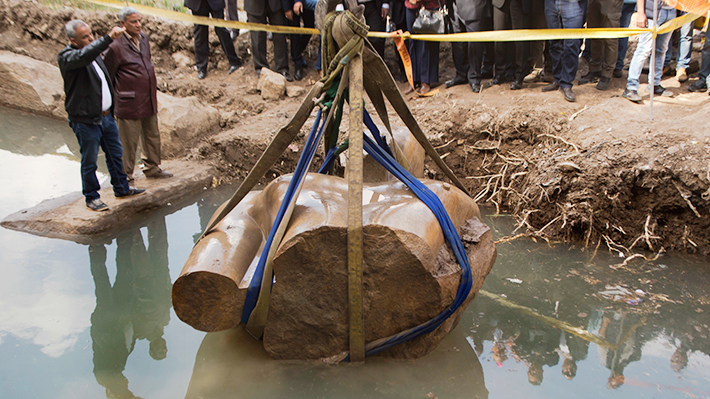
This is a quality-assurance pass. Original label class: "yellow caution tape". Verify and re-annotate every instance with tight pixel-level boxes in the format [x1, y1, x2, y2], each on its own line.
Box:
[85, 0, 709, 43]
[85, 0, 320, 35]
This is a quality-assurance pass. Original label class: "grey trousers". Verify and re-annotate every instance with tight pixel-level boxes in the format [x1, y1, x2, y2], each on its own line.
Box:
[587, 0, 623, 77]
[117, 114, 161, 176]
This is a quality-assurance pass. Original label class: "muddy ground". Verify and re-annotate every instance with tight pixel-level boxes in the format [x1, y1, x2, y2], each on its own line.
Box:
[1, 0, 709, 257]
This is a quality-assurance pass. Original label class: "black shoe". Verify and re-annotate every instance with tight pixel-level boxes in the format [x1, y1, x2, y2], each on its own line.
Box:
[487, 76, 504, 87]
[510, 80, 522, 90]
[228, 63, 241, 74]
[561, 86, 576, 102]
[613, 69, 623, 78]
[86, 198, 109, 212]
[541, 81, 560, 92]
[280, 70, 293, 82]
[294, 67, 303, 81]
[688, 80, 707, 92]
[145, 169, 173, 179]
[471, 83, 481, 93]
[596, 76, 610, 91]
[197, 70, 206, 80]
[578, 71, 601, 85]
[115, 187, 146, 198]
[445, 76, 467, 88]
[622, 88, 642, 103]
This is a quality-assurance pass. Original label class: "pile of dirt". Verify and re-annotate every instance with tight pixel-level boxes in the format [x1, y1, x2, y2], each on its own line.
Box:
[1, 0, 708, 256]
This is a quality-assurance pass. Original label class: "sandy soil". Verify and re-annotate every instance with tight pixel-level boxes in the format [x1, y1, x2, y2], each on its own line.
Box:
[1, 0, 708, 256]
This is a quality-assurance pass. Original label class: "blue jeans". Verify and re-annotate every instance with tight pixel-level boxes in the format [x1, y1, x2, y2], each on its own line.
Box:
[70, 114, 130, 202]
[699, 27, 710, 85]
[616, 3, 636, 71]
[545, 0, 588, 88]
[626, 8, 675, 91]
[663, 11, 693, 70]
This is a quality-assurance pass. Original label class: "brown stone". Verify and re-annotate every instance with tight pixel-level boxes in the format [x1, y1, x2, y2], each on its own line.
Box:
[256, 68, 286, 100]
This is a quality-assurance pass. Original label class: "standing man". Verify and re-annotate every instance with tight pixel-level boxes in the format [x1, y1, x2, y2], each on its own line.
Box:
[621, 0, 675, 102]
[357, 0, 390, 60]
[245, 0, 292, 81]
[184, 0, 243, 79]
[287, 0, 316, 81]
[489, 0, 532, 90]
[58, 20, 145, 212]
[104, 7, 172, 181]
[445, 0, 492, 93]
[542, 0, 587, 102]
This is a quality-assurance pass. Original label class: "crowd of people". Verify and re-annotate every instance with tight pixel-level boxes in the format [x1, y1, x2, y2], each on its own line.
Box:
[57, 1, 709, 210]
[191, 0, 708, 103]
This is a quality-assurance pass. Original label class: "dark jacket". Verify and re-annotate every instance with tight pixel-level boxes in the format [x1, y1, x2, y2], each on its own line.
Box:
[454, 0, 491, 22]
[58, 35, 115, 125]
[184, 0, 227, 11]
[244, 0, 291, 15]
[103, 32, 158, 120]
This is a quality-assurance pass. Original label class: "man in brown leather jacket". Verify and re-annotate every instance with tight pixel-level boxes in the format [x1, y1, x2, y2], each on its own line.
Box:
[104, 7, 172, 180]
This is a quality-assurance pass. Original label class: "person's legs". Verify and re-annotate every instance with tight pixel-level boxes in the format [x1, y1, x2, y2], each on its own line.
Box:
[100, 115, 130, 196]
[405, 7, 421, 84]
[117, 117, 140, 176]
[140, 114, 162, 175]
[71, 120, 102, 202]
[558, 0, 586, 88]
[363, 1, 386, 59]
[699, 27, 710, 86]
[600, 0, 621, 78]
[466, 18, 486, 86]
[626, 30, 654, 91]
[248, 12, 269, 71]
[676, 16, 693, 70]
[652, 10, 676, 86]
[616, 2, 635, 72]
[191, 0, 211, 74]
[450, 17, 470, 82]
[492, 3, 512, 81]
[267, 7, 289, 73]
[545, 0, 563, 84]
[510, 0, 531, 83]
[209, 7, 241, 67]
[587, 0, 603, 75]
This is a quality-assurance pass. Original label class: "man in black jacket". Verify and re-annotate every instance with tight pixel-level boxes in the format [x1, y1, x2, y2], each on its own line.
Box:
[58, 20, 145, 212]
[184, 0, 243, 80]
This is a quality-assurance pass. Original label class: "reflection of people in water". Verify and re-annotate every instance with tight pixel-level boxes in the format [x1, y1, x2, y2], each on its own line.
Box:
[589, 309, 643, 389]
[557, 331, 589, 380]
[89, 218, 171, 398]
[669, 335, 690, 373]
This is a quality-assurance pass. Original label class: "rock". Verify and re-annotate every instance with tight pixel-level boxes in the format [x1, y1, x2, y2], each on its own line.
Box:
[172, 51, 194, 68]
[0, 50, 66, 119]
[557, 161, 581, 172]
[257, 68, 286, 100]
[157, 92, 220, 157]
[286, 85, 305, 98]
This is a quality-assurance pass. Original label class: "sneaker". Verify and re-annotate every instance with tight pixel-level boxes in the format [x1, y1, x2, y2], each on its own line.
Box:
[87, 198, 109, 212]
[676, 68, 688, 83]
[596, 76, 610, 91]
[622, 88, 642, 103]
[115, 187, 146, 198]
[688, 80, 707, 92]
[579, 71, 601, 85]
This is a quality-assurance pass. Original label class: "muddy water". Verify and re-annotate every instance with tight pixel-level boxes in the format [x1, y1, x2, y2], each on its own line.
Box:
[1, 106, 710, 399]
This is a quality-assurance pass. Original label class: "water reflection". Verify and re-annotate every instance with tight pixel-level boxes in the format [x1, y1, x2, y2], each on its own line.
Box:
[185, 326, 489, 399]
[89, 218, 171, 398]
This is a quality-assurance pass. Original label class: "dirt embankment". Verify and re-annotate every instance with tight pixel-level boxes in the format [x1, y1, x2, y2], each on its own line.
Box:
[1, 0, 708, 256]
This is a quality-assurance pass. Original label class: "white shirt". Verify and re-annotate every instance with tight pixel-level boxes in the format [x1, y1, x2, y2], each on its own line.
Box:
[92, 60, 112, 112]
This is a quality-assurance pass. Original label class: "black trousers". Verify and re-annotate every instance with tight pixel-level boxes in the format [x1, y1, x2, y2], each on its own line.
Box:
[248, 3, 288, 72]
[451, 17, 488, 85]
[363, 1, 386, 59]
[492, 0, 531, 81]
[288, 8, 315, 67]
[192, 0, 241, 72]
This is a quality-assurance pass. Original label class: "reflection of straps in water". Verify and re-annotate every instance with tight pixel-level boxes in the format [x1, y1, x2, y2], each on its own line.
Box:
[478, 290, 647, 351]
